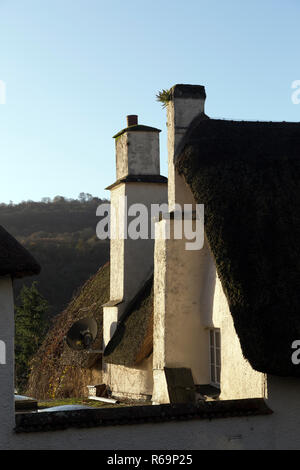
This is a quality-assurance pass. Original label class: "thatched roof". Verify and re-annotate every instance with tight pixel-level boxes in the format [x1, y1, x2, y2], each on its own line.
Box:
[176, 114, 300, 377]
[0, 225, 40, 278]
[27, 261, 153, 398]
[103, 275, 153, 366]
[27, 263, 110, 399]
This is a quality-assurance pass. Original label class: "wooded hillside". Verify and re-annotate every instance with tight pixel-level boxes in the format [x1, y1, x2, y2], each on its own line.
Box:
[0, 194, 110, 319]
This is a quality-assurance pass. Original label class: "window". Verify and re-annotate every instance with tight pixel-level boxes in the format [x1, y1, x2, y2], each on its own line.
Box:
[209, 329, 221, 387]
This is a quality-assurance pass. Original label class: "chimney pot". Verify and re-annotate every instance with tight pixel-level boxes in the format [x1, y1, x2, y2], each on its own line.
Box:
[127, 115, 138, 127]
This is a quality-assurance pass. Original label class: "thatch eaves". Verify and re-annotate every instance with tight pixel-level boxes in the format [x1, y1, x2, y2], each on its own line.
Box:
[176, 114, 300, 377]
[103, 275, 154, 367]
[0, 225, 41, 279]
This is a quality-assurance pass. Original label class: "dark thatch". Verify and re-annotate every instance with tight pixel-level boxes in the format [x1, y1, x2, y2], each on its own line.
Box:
[103, 275, 153, 367]
[27, 263, 110, 399]
[0, 225, 40, 278]
[176, 114, 300, 377]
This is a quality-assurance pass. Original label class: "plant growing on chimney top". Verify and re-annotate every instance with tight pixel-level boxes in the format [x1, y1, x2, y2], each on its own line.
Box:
[156, 88, 172, 108]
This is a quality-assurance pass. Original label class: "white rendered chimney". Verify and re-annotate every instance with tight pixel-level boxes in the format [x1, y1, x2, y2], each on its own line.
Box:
[103, 116, 167, 347]
[166, 84, 206, 210]
[114, 115, 161, 180]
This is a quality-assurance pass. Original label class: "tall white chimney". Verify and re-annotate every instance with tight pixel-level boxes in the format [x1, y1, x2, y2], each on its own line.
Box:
[103, 116, 167, 347]
[166, 84, 206, 210]
[152, 84, 209, 404]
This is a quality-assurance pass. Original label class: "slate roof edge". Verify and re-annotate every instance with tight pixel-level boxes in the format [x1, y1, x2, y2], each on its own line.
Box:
[113, 124, 161, 139]
[106, 175, 168, 190]
[15, 398, 272, 433]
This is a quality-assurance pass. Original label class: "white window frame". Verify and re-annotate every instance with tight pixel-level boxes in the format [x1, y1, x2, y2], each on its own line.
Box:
[209, 328, 221, 387]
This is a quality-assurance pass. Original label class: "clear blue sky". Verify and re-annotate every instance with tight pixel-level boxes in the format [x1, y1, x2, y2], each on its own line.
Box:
[0, 0, 299, 203]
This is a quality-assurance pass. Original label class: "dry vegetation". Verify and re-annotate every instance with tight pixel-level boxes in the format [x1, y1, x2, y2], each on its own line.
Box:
[26, 263, 110, 399]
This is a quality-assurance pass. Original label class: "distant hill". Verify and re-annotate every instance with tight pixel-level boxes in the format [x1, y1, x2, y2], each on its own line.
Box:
[0, 194, 110, 318]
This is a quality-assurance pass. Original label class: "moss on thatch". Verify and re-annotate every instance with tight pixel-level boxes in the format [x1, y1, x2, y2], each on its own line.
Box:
[0, 225, 40, 278]
[176, 114, 300, 377]
[26, 263, 110, 399]
[104, 275, 153, 367]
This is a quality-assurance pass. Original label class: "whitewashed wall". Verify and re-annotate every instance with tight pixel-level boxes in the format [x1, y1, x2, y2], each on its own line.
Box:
[211, 274, 266, 400]
[103, 181, 167, 400]
[2, 386, 300, 450]
[103, 356, 153, 402]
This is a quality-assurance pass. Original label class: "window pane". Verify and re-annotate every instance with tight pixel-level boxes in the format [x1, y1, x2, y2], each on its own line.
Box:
[216, 347, 221, 366]
[216, 366, 221, 384]
[209, 329, 221, 386]
[210, 330, 214, 347]
[215, 331, 220, 348]
[210, 347, 215, 364]
[211, 364, 215, 383]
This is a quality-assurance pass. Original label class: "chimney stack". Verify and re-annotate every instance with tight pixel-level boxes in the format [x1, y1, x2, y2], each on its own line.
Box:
[126, 115, 138, 127]
[166, 84, 206, 210]
[103, 116, 167, 348]
[113, 116, 161, 180]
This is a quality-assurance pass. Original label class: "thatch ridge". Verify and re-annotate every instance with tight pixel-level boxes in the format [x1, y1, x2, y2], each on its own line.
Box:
[0, 225, 40, 278]
[176, 114, 300, 377]
[103, 275, 154, 367]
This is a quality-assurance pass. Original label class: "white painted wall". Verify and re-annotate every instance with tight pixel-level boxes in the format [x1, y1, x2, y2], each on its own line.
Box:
[153, 88, 211, 403]
[103, 356, 153, 402]
[109, 184, 126, 303]
[153, 84, 265, 404]
[122, 182, 167, 305]
[104, 119, 167, 402]
[2, 375, 300, 449]
[211, 275, 266, 400]
[107, 181, 167, 324]
[103, 182, 167, 399]
[265, 375, 300, 449]
[0, 340, 5, 365]
[116, 131, 160, 179]
[153, 220, 265, 402]
[153, 223, 213, 404]
[0, 413, 274, 450]
[167, 95, 205, 211]
[103, 305, 119, 350]
[0, 259, 298, 450]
